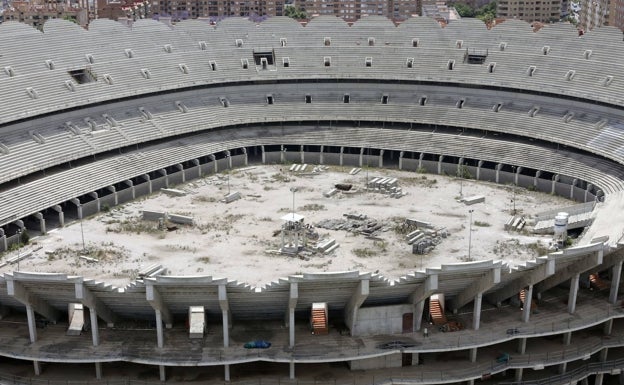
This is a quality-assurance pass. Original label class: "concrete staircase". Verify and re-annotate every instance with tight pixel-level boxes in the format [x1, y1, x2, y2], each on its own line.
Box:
[590, 273, 609, 291]
[429, 299, 447, 326]
[311, 302, 328, 335]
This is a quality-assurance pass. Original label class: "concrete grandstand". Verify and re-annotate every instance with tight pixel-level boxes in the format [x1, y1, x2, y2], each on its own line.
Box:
[0, 14, 622, 385]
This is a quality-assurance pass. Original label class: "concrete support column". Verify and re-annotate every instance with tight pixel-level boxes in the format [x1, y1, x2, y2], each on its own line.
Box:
[219, 285, 230, 348]
[71, 198, 83, 219]
[570, 179, 578, 199]
[155, 310, 164, 348]
[437, 155, 444, 175]
[224, 364, 230, 382]
[522, 285, 533, 323]
[280, 145, 285, 163]
[288, 282, 298, 347]
[414, 300, 425, 331]
[600, 347, 608, 362]
[476, 160, 484, 180]
[145, 174, 152, 194]
[418, 153, 424, 170]
[378, 150, 384, 168]
[558, 362, 567, 374]
[242, 149, 248, 166]
[159, 365, 165, 382]
[33, 361, 41, 375]
[34, 212, 46, 234]
[515, 368, 523, 382]
[534, 170, 541, 189]
[339, 147, 344, 166]
[95, 362, 102, 380]
[289, 361, 295, 379]
[412, 353, 420, 365]
[222, 309, 230, 348]
[399, 151, 404, 170]
[191, 159, 201, 179]
[552, 174, 560, 195]
[568, 273, 580, 314]
[514, 166, 522, 185]
[563, 331, 572, 346]
[495, 163, 503, 183]
[106, 186, 117, 206]
[581, 377, 589, 385]
[469, 347, 477, 363]
[585, 184, 593, 203]
[88, 192, 100, 213]
[319, 145, 324, 165]
[261, 146, 266, 164]
[359, 147, 364, 167]
[0, 228, 7, 252]
[90, 308, 99, 346]
[473, 293, 482, 330]
[208, 155, 217, 173]
[26, 304, 37, 343]
[517, 338, 527, 354]
[595, 373, 604, 385]
[610, 261, 623, 304]
[604, 319, 613, 335]
[175, 164, 185, 183]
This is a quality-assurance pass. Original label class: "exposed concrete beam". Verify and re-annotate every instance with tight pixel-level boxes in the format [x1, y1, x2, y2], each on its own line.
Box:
[535, 250, 602, 294]
[345, 279, 369, 333]
[75, 283, 116, 325]
[409, 275, 438, 305]
[452, 267, 501, 311]
[218, 284, 230, 348]
[288, 282, 298, 348]
[146, 284, 172, 327]
[7, 279, 60, 322]
[486, 259, 554, 305]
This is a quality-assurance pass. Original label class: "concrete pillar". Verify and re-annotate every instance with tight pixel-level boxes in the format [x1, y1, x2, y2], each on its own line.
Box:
[378, 149, 384, 168]
[319, 145, 324, 164]
[522, 285, 533, 323]
[595, 373, 604, 385]
[585, 184, 593, 202]
[155, 310, 164, 348]
[89, 192, 100, 212]
[106, 186, 118, 206]
[563, 331, 572, 346]
[534, 170, 541, 189]
[437, 155, 444, 175]
[222, 308, 229, 348]
[558, 362, 567, 374]
[145, 174, 152, 194]
[71, 198, 83, 219]
[469, 347, 477, 363]
[176, 164, 185, 183]
[359, 147, 364, 167]
[610, 261, 623, 304]
[604, 319, 613, 335]
[90, 308, 99, 346]
[570, 179, 578, 199]
[280, 145, 285, 163]
[517, 338, 526, 354]
[514, 166, 522, 185]
[552, 174, 560, 195]
[515, 368, 523, 382]
[33, 361, 41, 375]
[495, 163, 503, 183]
[208, 155, 217, 173]
[261, 146, 266, 164]
[26, 304, 37, 343]
[600, 347, 608, 362]
[339, 147, 344, 166]
[414, 300, 425, 331]
[0, 228, 7, 252]
[581, 377, 589, 385]
[95, 362, 102, 379]
[289, 361, 295, 379]
[224, 364, 230, 382]
[34, 212, 45, 234]
[418, 153, 424, 170]
[159, 365, 166, 381]
[412, 353, 420, 365]
[473, 293, 482, 330]
[568, 273, 580, 314]
[399, 151, 404, 170]
[476, 160, 484, 180]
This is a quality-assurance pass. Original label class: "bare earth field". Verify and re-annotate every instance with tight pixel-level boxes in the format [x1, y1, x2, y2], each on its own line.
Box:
[1, 165, 574, 288]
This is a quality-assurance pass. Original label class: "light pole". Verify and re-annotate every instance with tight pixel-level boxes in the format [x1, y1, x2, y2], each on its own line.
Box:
[468, 209, 474, 261]
[290, 187, 297, 220]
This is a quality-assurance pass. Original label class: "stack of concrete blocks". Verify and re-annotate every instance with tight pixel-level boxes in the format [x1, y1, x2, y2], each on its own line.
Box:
[349, 168, 362, 175]
[168, 214, 194, 225]
[142, 210, 166, 221]
[316, 238, 339, 254]
[289, 164, 308, 173]
[138, 264, 166, 278]
[406, 219, 448, 255]
[188, 306, 205, 339]
[504, 216, 526, 232]
[161, 188, 187, 197]
[366, 177, 405, 198]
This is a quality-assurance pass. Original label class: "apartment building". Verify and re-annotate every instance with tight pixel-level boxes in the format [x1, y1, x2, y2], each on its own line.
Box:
[497, 0, 562, 22]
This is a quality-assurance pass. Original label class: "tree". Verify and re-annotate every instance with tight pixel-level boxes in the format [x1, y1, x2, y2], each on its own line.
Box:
[454, 3, 476, 17]
[284, 6, 307, 19]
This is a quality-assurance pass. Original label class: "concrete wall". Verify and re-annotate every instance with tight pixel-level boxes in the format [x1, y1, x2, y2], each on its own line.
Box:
[479, 168, 496, 182]
[303, 152, 321, 164]
[324, 153, 340, 165]
[349, 353, 402, 370]
[343, 154, 360, 167]
[81, 200, 99, 217]
[186, 165, 201, 180]
[151, 176, 167, 191]
[168, 171, 184, 186]
[134, 182, 150, 197]
[353, 304, 412, 336]
[401, 158, 418, 171]
[116, 188, 134, 204]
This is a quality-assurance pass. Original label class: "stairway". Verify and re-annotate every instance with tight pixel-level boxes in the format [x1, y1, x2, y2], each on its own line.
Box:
[429, 299, 447, 326]
[590, 273, 609, 291]
[311, 303, 328, 335]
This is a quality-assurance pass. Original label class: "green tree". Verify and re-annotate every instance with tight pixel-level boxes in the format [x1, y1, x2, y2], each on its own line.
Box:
[284, 6, 307, 19]
[454, 3, 476, 17]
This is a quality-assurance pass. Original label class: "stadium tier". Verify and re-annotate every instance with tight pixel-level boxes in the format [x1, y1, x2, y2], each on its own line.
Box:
[0, 15, 622, 385]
